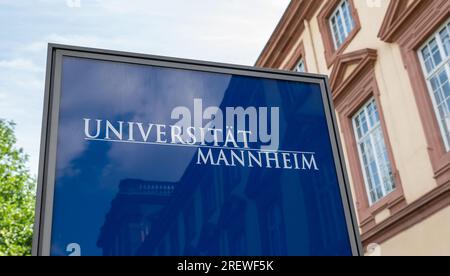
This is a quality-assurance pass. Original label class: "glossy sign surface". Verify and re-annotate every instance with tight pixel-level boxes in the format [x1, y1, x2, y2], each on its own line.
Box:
[47, 55, 353, 256]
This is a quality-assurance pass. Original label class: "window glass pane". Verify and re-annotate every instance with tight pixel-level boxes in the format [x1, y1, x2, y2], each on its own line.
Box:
[439, 68, 450, 86]
[443, 74, 450, 99]
[430, 75, 440, 91]
[354, 115, 362, 139]
[434, 89, 443, 105]
[433, 70, 450, 122]
[346, 0, 355, 28]
[373, 103, 380, 123]
[336, 10, 346, 44]
[421, 46, 435, 74]
[438, 102, 450, 145]
[419, 23, 450, 151]
[367, 100, 379, 127]
[329, 0, 355, 50]
[360, 112, 368, 135]
[445, 97, 450, 118]
[430, 39, 443, 66]
[421, 45, 431, 60]
[369, 190, 376, 204]
[440, 26, 450, 57]
[375, 185, 383, 200]
[353, 99, 395, 204]
[369, 161, 379, 185]
[331, 17, 341, 48]
[342, 0, 353, 34]
[373, 129, 394, 193]
[295, 59, 305, 73]
[438, 105, 447, 123]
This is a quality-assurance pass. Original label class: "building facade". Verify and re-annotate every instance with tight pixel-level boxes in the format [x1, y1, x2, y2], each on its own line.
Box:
[256, 0, 450, 255]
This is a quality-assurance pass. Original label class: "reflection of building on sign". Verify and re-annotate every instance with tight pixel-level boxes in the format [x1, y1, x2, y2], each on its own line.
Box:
[97, 144, 337, 256]
[97, 179, 174, 256]
[35, 46, 359, 256]
[87, 67, 350, 256]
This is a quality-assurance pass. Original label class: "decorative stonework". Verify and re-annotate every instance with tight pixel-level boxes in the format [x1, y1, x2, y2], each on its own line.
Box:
[331, 49, 406, 240]
[317, 0, 361, 68]
[378, 0, 424, 43]
[381, 0, 450, 186]
[284, 41, 308, 71]
[255, 0, 324, 68]
[362, 181, 450, 246]
[329, 48, 377, 101]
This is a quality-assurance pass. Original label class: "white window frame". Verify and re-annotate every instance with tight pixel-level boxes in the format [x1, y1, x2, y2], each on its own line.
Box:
[294, 58, 306, 73]
[329, 0, 355, 50]
[418, 19, 450, 151]
[352, 98, 395, 205]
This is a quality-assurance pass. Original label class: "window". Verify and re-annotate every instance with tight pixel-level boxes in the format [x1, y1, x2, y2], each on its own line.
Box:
[294, 59, 306, 73]
[318, 0, 360, 67]
[329, 0, 355, 49]
[353, 99, 395, 204]
[288, 42, 307, 73]
[418, 20, 450, 150]
[333, 49, 405, 233]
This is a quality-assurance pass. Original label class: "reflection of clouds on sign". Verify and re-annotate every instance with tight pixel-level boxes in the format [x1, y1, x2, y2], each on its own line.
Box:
[104, 71, 232, 183]
[58, 57, 233, 189]
[57, 58, 151, 179]
[60, 55, 190, 188]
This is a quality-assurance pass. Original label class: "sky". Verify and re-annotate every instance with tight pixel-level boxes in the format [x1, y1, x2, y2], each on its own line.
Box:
[0, 0, 289, 176]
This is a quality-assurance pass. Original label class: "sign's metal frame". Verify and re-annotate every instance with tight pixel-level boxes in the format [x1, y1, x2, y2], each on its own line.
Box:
[32, 44, 363, 256]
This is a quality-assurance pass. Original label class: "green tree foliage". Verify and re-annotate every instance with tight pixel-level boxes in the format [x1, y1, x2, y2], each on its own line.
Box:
[0, 120, 35, 256]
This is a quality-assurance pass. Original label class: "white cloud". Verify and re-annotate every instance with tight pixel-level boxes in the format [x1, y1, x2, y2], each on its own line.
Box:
[0, 0, 290, 176]
[22, 41, 48, 53]
[0, 58, 42, 72]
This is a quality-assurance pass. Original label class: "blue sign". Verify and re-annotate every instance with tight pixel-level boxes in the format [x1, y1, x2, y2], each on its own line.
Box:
[33, 45, 361, 256]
